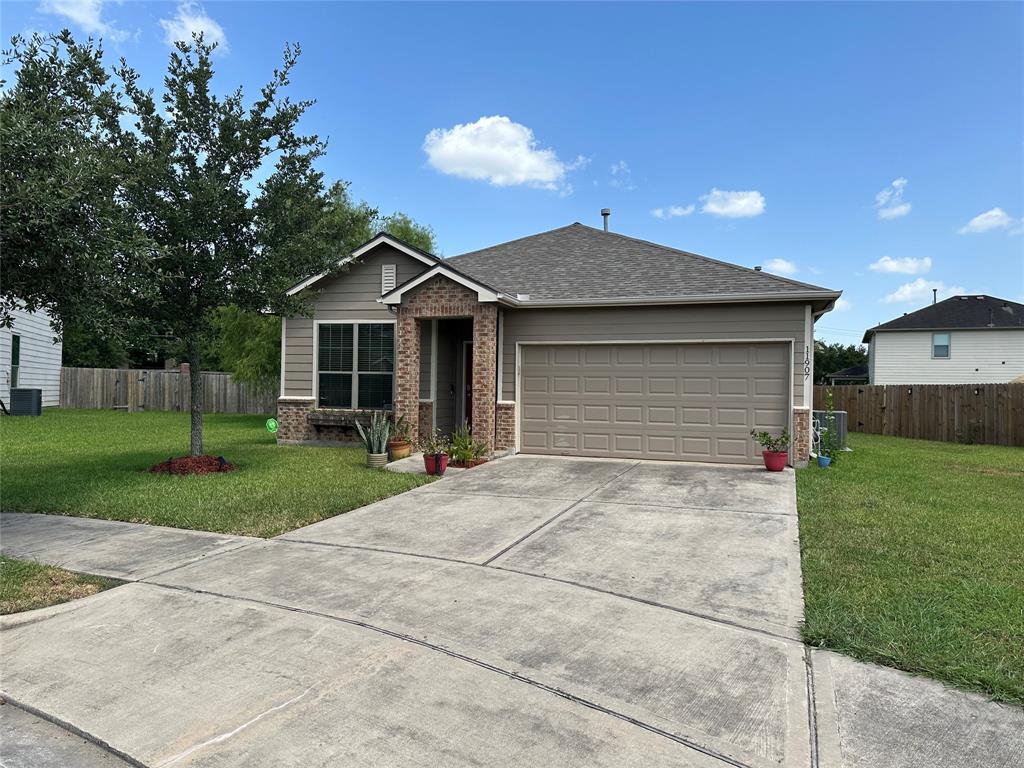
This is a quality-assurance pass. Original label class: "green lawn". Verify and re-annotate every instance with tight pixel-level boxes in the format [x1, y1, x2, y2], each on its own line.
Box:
[1, 556, 121, 614]
[797, 433, 1024, 705]
[1, 409, 432, 537]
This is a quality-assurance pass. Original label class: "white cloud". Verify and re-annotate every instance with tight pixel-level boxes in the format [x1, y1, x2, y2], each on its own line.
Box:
[700, 188, 766, 218]
[957, 207, 1019, 234]
[650, 205, 695, 219]
[609, 160, 635, 190]
[423, 116, 584, 194]
[868, 255, 932, 275]
[160, 2, 229, 51]
[834, 298, 852, 312]
[40, 0, 130, 42]
[882, 278, 965, 305]
[874, 177, 911, 220]
[763, 258, 798, 275]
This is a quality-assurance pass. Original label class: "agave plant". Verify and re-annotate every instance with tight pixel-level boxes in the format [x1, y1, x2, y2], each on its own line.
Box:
[355, 411, 391, 455]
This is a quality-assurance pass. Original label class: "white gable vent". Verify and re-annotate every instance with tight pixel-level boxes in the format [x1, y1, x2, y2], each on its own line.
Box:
[381, 264, 397, 294]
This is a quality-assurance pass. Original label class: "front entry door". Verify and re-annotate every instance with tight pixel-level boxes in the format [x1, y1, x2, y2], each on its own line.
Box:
[463, 342, 473, 429]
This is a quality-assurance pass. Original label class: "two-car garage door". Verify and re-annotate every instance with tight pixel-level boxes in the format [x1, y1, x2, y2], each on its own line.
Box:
[519, 342, 790, 464]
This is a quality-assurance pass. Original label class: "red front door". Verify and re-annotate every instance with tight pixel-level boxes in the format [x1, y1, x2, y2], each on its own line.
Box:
[464, 343, 473, 429]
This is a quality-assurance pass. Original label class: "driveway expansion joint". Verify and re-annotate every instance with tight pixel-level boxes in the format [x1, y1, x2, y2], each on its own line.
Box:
[480, 461, 642, 565]
[145, 580, 760, 768]
[261, 536, 801, 645]
[0, 695, 146, 768]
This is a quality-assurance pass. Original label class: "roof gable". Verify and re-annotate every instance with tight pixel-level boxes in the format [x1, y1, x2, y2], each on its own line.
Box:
[863, 295, 1024, 341]
[286, 232, 440, 296]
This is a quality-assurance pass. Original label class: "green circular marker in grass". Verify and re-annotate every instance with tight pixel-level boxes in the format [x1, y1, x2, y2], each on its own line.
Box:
[265, 418, 278, 434]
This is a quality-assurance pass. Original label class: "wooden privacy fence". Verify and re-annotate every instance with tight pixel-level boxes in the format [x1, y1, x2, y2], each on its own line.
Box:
[60, 367, 276, 415]
[813, 384, 1024, 447]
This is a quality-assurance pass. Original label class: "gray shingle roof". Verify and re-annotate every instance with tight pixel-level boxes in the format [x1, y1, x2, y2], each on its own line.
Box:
[444, 223, 837, 302]
[863, 295, 1024, 342]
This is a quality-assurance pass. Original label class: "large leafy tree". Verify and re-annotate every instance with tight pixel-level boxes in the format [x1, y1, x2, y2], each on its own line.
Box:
[206, 187, 437, 395]
[116, 37, 345, 455]
[0, 32, 146, 338]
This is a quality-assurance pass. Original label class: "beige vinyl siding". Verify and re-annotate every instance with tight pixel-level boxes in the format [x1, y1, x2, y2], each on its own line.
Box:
[502, 302, 809, 406]
[0, 307, 63, 407]
[283, 317, 314, 397]
[871, 329, 1024, 384]
[281, 245, 429, 398]
[313, 246, 425, 321]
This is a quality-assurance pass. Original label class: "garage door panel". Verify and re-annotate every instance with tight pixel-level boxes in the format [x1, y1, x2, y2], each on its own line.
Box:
[520, 343, 789, 464]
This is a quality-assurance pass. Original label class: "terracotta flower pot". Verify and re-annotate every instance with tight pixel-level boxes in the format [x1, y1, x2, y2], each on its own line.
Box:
[388, 440, 412, 460]
[762, 450, 788, 472]
[423, 452, 449, 476]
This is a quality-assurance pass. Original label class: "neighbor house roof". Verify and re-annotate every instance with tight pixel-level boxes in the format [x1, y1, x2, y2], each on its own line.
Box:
[862, 295, 1024, 342]
[826, 364, 869, 380]
[442, 223, 839, 308]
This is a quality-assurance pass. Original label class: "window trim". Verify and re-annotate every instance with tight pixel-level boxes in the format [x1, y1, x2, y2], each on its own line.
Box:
[313, 319, 396, 409]
[931, 332, 951, 359]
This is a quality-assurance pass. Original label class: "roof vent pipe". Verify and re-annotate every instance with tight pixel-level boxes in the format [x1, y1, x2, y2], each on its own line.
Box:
[754, 266, 762, 271]
[601, 208, 611, 231]
[932, 288, 937, 304]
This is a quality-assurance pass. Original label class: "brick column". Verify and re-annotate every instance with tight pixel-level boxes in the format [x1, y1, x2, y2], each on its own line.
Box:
[276, 398, 315, 442]
[792, 407, 811, 466]
[395, 313, 422, 445]
[472, 304, 497, 450]
[495, 402, 516, 450]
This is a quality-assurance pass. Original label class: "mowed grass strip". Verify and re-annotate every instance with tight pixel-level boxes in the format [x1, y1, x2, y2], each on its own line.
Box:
[0, 556, 121, 614]
[1, 409, 432, 537]
[797, 432, 1024, 705]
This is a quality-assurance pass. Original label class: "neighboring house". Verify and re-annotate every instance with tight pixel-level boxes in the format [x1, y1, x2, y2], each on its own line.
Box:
[279, 221, 841, 466]
[0, 306, 63, 408]
[863, 295, 1024, 385]
[825, 364, 869, 385]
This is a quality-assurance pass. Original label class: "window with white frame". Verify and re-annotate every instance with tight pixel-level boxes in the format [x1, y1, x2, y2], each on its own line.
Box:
[317, 322, 395, 409]
[932, 332, 950, 359]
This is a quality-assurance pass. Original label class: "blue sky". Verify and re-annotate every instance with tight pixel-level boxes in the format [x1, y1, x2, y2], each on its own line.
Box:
[4, 1, 1022, 344]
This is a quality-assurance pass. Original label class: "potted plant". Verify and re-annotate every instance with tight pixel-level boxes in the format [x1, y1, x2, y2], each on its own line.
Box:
[818, 388, 839, 468]
[418, 428, 450, 476]
[355, 411, 391, 468]
[388, 415, 413, 460]
[749, 428, 790, 471]
[448, 423, 490, 468]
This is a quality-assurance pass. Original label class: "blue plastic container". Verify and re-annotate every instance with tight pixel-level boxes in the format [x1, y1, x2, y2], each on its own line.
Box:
[817, 455, 832, 468]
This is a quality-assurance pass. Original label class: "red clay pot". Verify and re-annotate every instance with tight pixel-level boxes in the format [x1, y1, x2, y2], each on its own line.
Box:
[423, 453, 449, 476]
[762, 450, 788, 472]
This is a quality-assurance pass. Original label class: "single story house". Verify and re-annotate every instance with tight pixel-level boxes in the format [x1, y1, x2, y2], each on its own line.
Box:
[863, 295, 1024, 384]
[0, 305, 63, 408]
[825, 364, 869, 385]
[278, 221, 841, 466]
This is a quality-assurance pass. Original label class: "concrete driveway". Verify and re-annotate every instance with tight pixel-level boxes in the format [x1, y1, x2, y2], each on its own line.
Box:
[2, 456, 1021, 768]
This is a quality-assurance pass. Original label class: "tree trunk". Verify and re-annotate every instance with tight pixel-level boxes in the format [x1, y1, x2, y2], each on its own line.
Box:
[188, 343, 203, 456]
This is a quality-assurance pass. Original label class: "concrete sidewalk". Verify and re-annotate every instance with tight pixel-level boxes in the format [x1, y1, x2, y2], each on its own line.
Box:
[0, 513, 258, 581]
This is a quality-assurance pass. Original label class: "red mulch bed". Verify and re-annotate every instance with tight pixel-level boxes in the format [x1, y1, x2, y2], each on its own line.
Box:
[450, 458, 489, 469]
[149, 455, 235, 475]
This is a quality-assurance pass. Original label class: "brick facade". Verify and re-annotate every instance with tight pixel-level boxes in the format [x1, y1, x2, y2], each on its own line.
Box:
[395, 276, 498, 450]
[792, 407, 811, 466]
[495, 402, 516, 450]
[276, 398, 315, 442]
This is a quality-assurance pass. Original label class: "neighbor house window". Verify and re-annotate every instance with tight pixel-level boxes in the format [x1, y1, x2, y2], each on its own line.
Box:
[317, 322, 394, 409]
[10, 334, 20, 388]
[932, 332, 950, 359]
